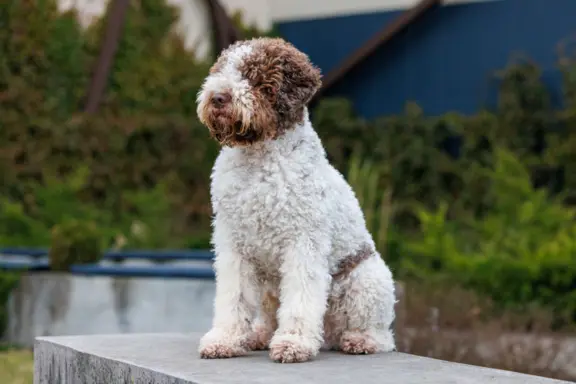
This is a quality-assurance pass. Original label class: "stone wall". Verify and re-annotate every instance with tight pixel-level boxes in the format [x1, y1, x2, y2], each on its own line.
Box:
[6, 272, 215, 347]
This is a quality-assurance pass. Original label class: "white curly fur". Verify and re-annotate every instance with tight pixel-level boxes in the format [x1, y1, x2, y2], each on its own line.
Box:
[197, 40, 396, 363]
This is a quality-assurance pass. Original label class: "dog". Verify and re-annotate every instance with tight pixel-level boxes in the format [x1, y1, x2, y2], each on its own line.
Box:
[196, 37, 396, 363]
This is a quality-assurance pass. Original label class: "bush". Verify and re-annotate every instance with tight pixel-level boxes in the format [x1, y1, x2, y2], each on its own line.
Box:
[0, 272, 19, 338]
[0, 0, 224, 249]
[346, 151, 393, 259]
[0, 165, 178, 250]
[396, 149, 576, 322]
[49, 220, 102, 271]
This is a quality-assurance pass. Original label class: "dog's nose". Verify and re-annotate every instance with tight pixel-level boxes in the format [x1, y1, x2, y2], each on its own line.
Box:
[211, 92, 231, 107]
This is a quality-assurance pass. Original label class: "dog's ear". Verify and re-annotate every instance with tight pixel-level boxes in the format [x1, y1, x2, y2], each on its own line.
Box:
[276, 41, 322, 112]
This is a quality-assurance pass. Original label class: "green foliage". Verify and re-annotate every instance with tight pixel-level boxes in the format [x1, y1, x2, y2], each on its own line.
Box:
[0, 0, 233, 251]
[395, 149, 576, 321]
[0, 164, 177, 249]
[314, 101, 458, 226]
[0, 197, 50, 247]
[49, 220, 103, 271]
[0, 272, 19, 337]
[346, 152, 393, 258]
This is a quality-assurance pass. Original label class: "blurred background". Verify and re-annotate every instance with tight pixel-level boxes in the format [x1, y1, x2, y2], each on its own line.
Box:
[1, 0, 576, 382]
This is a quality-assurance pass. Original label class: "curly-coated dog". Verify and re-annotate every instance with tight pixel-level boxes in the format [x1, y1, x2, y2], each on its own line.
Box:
[196, 37, 396, 363]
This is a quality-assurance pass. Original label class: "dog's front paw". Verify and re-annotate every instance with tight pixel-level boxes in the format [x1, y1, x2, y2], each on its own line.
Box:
[339, 331, 378, 355]
[269, 334, 318, 363]
[198, 328, 248, 359]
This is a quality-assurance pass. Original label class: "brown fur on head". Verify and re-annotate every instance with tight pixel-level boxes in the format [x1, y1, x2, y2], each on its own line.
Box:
[196, 37, 322, 147]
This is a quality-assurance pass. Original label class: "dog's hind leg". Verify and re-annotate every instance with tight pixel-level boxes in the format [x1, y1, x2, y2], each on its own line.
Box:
[337, 254, 396, 354]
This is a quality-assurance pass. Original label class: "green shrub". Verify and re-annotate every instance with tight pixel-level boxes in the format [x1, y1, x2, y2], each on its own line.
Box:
[346, 151, 393, 259]
[398, 148, 576, 321]
[0, 197, 51, 247]
[0, 272, 19, 337]
[49, 220, 103, 271]
[0, 164, 182, 256]
[0, 0, 223, 248]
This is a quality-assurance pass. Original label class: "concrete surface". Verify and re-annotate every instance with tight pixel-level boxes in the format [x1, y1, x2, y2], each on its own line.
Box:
[34, 332, 572, 384]
[7, 270, 215, 347]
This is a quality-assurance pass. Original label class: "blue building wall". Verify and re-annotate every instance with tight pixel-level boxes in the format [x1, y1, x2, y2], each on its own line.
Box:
[277, 0, 576, 118]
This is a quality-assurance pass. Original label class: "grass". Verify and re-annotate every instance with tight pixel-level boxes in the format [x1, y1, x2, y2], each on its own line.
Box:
[0, 348, 33, 384]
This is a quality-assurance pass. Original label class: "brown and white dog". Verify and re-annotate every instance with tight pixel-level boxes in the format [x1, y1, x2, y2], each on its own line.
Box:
[196, 37, 396, 363]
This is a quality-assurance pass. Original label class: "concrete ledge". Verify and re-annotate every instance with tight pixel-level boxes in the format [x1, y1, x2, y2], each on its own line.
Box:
[34, 333, 570, 384]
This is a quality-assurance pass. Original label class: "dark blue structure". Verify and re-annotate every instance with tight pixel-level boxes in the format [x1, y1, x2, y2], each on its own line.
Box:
[0, 248, 216, 279]
[278, 0, 576, 117]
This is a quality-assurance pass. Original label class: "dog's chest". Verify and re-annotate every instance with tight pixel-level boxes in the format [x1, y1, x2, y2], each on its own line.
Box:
[212, 155, 302, 267]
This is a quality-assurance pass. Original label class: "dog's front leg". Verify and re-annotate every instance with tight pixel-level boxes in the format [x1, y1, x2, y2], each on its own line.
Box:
[199, 246, 259, 359]
[269, 242, 331, 363]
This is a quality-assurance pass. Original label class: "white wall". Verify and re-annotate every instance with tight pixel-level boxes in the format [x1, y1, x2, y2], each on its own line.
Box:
[269, 0, 499, 22]
[7, 272, 216, 347]
[270, 0, 421, 22]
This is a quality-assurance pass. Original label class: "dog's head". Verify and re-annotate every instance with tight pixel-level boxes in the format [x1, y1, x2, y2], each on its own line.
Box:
[196, 37, 322, 147]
